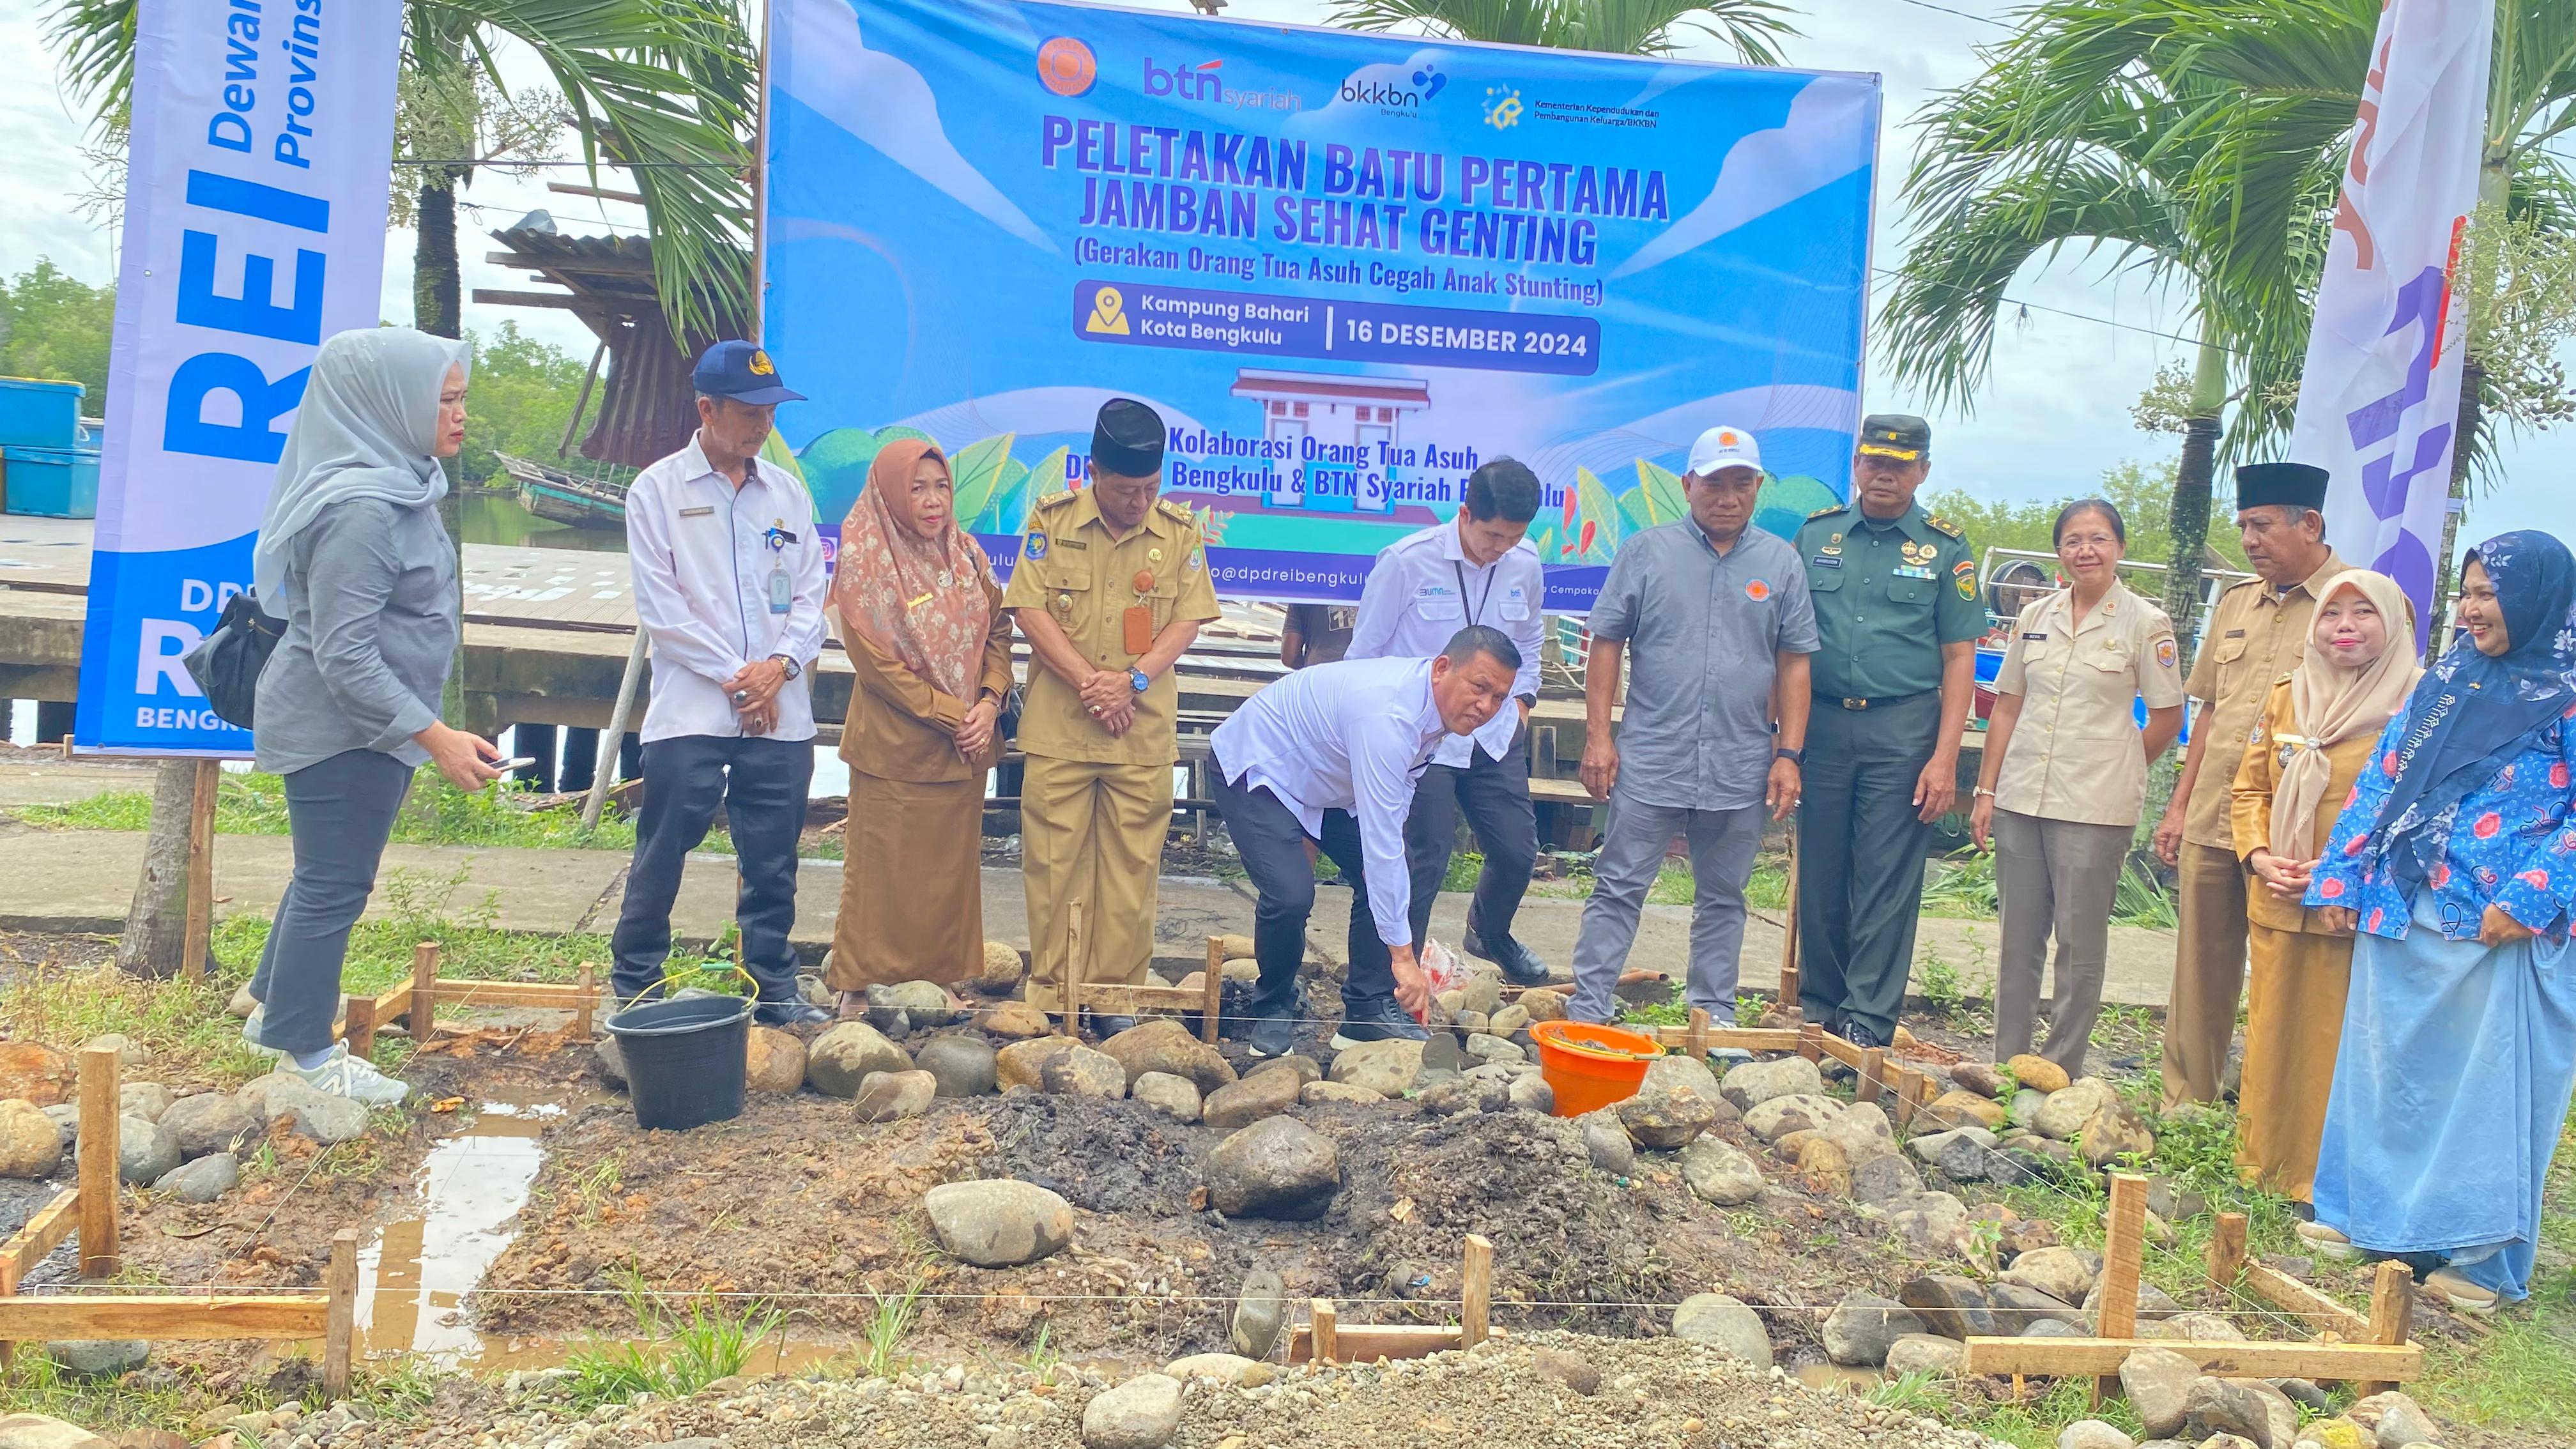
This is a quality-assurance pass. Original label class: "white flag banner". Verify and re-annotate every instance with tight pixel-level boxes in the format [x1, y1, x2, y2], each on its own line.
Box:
[2289, 0, 2492, 642]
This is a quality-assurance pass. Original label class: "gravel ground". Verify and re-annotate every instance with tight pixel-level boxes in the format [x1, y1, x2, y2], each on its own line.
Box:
[309, 1333, 2004, 1449]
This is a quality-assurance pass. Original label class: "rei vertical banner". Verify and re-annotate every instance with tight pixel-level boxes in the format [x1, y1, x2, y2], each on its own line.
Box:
[2289, 0, 2492, 640]
[73, 0, 402, 755]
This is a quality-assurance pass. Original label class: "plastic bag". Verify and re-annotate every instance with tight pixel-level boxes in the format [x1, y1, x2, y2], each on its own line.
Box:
[1418, 937, 1467, 997]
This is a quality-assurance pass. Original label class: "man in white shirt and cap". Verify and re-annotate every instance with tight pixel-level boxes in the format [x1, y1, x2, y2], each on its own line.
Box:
[1207, 625, 1523, 1059]
[1347, 459, 1552, 985]
[609, 341, 831, 1026]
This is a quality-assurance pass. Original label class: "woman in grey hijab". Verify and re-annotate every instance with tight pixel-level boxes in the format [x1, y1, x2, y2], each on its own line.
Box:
[243, 327, 502, 1104]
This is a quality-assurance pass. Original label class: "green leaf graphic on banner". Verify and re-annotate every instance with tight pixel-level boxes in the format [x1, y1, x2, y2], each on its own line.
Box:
[1570, 466, 1621, 564]
[948, 433, 1016, 525]
[979, 446, 1059, 535]
[1617, 457, 1687, 533]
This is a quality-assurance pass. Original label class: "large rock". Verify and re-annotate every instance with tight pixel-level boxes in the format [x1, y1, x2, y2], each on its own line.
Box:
[1645, 1054, 1722, 1101]
[1420, 1075, 1510, 1117]
[923, 1180, 1075, 1266]
[1897, 1274, 1995, 1339]
[2350, 1392, 2439, 1449]
[2231, 1379, 2299, 1449]
[1908, 1126, 2000, 1165]
[1200, 1068, 1301, 1128]
[1742, 1092, 1843, 1142]
[1100, 1019, 1236, 1096]
[1883, 1334, 1965, 1377]
[118, 1083, 174, 1123]
[1232, 1268, 1286, 1359]
[1817, 1101, 1897, 1164]
[1164, 1353, 1258, 1385]
[0, 1100, 64, 1179]
[1516, 988, 1567, 1022]
[1082, 1372, 1183, 1449]
[1616, 1084, 1718, 1149]
[977, 940, 1028, 994]
[116, 1117, 181, 1186]
[2000, 1246, 2096, 1306]
[981, 1000, 1054, 1039]
[2007, 1054, 2071, 1093]
[592, 1036, 629, 1090]
[915, 1034, 1000, 1098]
[2009, 1087, 2050, 1131]
[2185, 1377, 2277, 1449]
[152, 1153, 239, 1204]
[1245, 1054, 1321, 1088]
[1205, 1116, 1338, 1220]
[1669, 1293, 1772, 1368]
[2119, 1347, 2202, 1439]
[2057, 1422, 2135, 1449]
[1487, 1004, 1531, 1036]
[1581, 1116, 1636, 1175]
[1823, 1292, 1925, 1367]
[805, 1023, 912, 1097]
[1326, 1038, 1424, 1098]
[866, 980, 959, 1032]
[41, 1341, 147, 1378]
[1041, 1046, 1128, 1099]
[1949, 1061, 2006, 1099]
[2032, 1077, 2121, 1140]
[1917, 1089, 2010, 1132]
[997, 1036, 1083, 1092]
[1719, 1055, 1823, 1110]
[1130, 1072, 1202, 1123]
[0, 1044, 73, 1108]
[1890, 1190, 1976, 1260]
[2087, 1277, 2184, 1323]
[1852, 1152, 1925, 1206]
[159, 1092, 261, 1160]
[0, 1412, 115, 1448]
[852, 1070, 938, 1124]
[1300, 1081, 1383, 1107]
[1797, 1137, 1855, 1197]
[1678, 1138, 1766, 1206]
[1508, 1073, 1556, 1114]
[743, 1027, 808, 1095]
[268, 1088, 366, 1146]
[1988, 1282, 2085, 1334]
[2078, 1101, 2156, 1168]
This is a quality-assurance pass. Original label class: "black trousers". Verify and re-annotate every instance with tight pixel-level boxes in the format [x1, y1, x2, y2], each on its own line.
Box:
[1402, 735, 1537, 951]
[610, 734, 813, 1004]
[250, 749, 414, 1054]
[1795, 691, 1940, 1040]
[1208, 747, 1398, 1015]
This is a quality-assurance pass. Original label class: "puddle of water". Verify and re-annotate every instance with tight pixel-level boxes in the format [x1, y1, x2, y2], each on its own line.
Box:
[1794, 1362, 1890, 1394]
[356, 1091, 560, 1363]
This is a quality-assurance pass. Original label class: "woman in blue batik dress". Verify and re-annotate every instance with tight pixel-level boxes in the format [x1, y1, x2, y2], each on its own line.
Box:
[2297, 530, 2576, 1314]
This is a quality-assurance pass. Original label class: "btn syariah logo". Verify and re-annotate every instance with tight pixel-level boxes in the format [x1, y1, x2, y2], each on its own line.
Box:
[1482, 84, 1523, 130]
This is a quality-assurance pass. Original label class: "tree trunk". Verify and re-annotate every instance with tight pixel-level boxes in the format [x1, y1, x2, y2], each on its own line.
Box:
[116, 762, 204, 979]
[2159, 330, 2231, 675]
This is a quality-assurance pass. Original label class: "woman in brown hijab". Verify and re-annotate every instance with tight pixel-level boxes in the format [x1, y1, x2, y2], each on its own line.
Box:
[829, 440, 1014, 1016]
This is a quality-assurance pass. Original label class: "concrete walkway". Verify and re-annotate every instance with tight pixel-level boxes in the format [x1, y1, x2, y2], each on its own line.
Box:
[0, 808, 2182, 1009]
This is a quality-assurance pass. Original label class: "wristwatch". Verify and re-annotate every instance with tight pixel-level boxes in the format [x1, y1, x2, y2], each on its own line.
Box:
[770, 654, 802, 681]
[1128, 667, 1151, 693]
[1774, 747, 1804, 765]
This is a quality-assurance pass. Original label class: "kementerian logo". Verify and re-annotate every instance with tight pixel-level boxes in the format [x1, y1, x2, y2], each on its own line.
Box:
[1036, 36, 1097, 98]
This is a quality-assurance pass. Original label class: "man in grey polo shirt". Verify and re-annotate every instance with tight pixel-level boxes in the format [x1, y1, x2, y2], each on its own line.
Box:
[1569, 425, 1817, 1023]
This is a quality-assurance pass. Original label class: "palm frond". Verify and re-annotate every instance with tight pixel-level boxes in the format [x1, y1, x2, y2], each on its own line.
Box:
[1325, 0, 1797, 63]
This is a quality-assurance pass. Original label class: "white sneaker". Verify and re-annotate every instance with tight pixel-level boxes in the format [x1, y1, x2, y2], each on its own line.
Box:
[286, 1044, 410, 1107]
[2294, 1220, 2361, 1262]
[2424, 1266, 2500, 1316]
[241, 1008, 285, 1061]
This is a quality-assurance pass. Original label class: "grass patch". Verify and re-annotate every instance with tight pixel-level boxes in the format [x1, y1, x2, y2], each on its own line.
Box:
[15, 767, 648, 853]
[564, 1268, 783, 1409]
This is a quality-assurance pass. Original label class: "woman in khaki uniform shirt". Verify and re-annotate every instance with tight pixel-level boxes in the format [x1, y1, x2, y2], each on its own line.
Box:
[2228, 569, 2417, 1203]
[829, 440, 1015, 1015]
[1972, 500, 2186, 1074]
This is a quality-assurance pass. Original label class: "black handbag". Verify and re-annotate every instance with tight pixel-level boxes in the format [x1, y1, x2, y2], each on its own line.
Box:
[183, 590, 286, 729]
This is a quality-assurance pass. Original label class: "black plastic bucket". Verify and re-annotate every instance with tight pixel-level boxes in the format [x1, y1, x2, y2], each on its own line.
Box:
[604, 993, 753, 1131]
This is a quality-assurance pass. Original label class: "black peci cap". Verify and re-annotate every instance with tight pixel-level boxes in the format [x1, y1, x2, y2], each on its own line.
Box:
[1091, 397, 1167, 479]
[1857, 413, 1931, 462]
[2234, 461, 2329, 512]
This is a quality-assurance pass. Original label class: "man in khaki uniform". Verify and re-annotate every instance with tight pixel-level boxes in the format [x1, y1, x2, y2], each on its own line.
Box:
[1004, 399, 1222, 1029]
[2150, 462, 2343, 1107]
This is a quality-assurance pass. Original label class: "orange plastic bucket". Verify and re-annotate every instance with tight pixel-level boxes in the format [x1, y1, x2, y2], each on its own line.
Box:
[1529, 1020, 1666, 1117]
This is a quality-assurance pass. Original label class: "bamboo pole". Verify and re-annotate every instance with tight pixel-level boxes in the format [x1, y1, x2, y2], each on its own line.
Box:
[1460, 1234, 1492, 1350]
[181, 760, 220, 983]
[76, 1045, 119, 1278]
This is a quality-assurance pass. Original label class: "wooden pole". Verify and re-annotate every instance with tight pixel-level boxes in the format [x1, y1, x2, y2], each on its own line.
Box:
[2094, 1172, 2149, 1404]
[1199, 935, 1225, 1046]
[1460, 1234, 1492, 1350]
[341, 995, 377, 1062]
[76, 1045, 119, 1279]
[1685, 1007, 1710, 1063]
[751, 0, 775, 334]
[409, 942, 441, 1043]
[323, 1228, 358, 1399]
[2359, 1259, 2414, 1396]
[1777, 829, 1801, 1013]
[581, 629, 648, 832]
[1309, 1299, 1337, 1367]
[181, 759, 220, 983]
[1797, 1020, 1823, 1064]
[1857, 1046, 1885, 1104]
[2204, 1212, 2249, 1296]
[573, 962, 597, 1040]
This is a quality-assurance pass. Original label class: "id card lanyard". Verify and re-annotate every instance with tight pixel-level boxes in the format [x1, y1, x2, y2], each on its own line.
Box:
[764, 521, 796, 614]
[1453, 560, 1499, 627]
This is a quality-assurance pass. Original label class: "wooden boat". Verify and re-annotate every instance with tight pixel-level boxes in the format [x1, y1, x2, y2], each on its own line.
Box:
[492, 450, 629, 530]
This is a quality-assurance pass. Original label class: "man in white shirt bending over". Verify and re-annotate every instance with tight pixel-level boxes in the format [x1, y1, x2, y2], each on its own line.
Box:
[1347, 459, 1550, 985]
[1208, 625, 1521, 1059]
[609, 341, 831, 1027]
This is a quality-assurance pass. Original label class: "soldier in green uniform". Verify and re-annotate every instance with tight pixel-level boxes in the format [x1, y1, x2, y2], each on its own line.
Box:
[1793, 415, 1984, 1048]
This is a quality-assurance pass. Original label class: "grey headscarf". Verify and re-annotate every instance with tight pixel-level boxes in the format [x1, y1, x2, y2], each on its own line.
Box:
[252, 328, 468, 604]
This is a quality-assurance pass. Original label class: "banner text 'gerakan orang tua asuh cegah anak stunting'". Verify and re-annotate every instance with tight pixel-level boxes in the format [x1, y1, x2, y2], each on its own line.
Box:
[763, 0, 1881, 610]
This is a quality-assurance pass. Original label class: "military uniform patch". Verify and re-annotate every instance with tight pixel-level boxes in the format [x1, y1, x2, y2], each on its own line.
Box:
[1026, 533, 1049, 560]
[2157, 638, 2177, 669]
[1923, 513, 1964, 540]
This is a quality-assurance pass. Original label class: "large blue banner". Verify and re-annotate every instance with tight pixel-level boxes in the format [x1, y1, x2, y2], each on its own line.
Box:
[766, 0, 1880, 608]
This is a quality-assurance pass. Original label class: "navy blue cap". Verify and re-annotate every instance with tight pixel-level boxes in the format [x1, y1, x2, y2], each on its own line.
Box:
[691, 340, 805, 406]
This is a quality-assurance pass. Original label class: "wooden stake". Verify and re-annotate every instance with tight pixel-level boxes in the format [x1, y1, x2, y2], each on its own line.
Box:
[1310, 1298, 1337, 1366]
[1857, 1046, 1885, 1104]
[1893, 1067, 1926, 1129]
[2359, 1259, 2415, 1396]
[1777, 830, 1801, 1011]
[1685, 1007, 1710, 1063]
[2094, 1172, 2149, 1404]
[1200, 935, 1225, 1046]
[573, 962, 597, 1040]
[1064, 900, 1084, 1031]
[1461, 1234, 1493, 1350]
[323, 1228, 358, 1399]
[1797, 1020, 1823, 1064]
[181, 759, 220, 983]
[76, 1045, 119, 1279]
[341, 995, 377, 1062]
[1961, 1335, 2420, 1382]
[2205, 1212, 2249, 1296]
[409, 942, 440, 1042]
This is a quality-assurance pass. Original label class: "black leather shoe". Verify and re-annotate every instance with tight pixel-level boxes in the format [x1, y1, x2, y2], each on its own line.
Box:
[1839, 1018, 1887, 1050]
[1487, 934, 1552, 986]
[1086, 1012, 1137, 1039]
[755, 1000, 831, 1029]
[1330, 995, 1430, 1050]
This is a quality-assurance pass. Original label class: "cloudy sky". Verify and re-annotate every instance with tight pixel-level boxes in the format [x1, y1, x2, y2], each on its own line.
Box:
[3, 0, 2566, 547]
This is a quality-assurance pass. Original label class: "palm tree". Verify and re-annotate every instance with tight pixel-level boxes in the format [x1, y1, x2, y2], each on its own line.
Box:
[42, 0, 756, 342]
[1326, 0, 1800, 65]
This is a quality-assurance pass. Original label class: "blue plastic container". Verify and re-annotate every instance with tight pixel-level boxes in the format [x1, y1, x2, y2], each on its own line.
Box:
[1, 445, 101, 518]
[0, 378, 85, 450]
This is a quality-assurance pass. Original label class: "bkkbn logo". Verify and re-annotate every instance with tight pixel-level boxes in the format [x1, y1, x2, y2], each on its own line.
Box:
[1145, 56, 1224, 102]
[1482, 84, 1524, 130]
